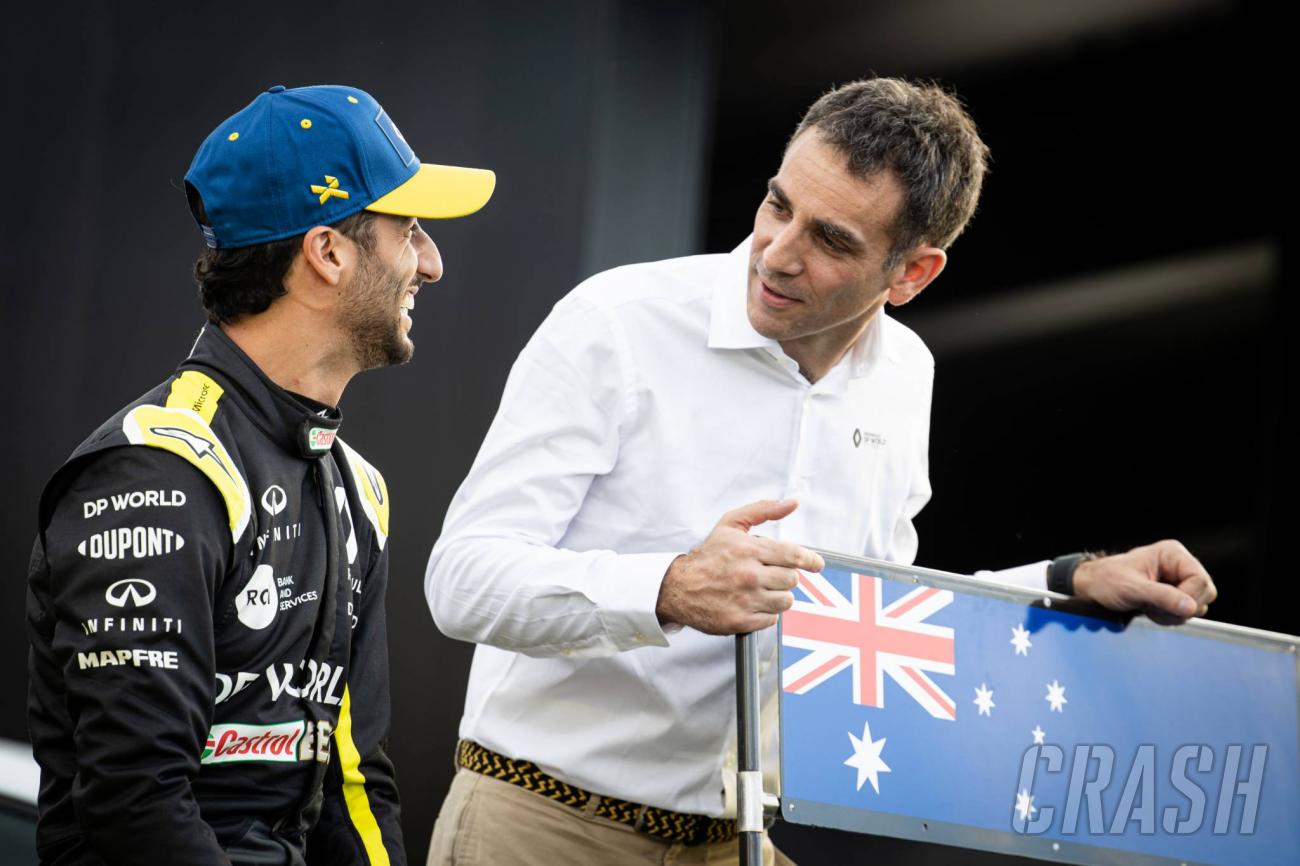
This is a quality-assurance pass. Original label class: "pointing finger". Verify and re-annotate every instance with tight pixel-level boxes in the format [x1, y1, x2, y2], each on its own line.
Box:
[719, 499, 799, 532]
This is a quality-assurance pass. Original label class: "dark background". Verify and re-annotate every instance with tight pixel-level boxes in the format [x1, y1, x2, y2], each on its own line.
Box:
[0, 1, 1287, 863]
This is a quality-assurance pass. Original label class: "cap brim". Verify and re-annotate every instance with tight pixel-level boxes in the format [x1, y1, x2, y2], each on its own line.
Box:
[366, 163, 496, 219]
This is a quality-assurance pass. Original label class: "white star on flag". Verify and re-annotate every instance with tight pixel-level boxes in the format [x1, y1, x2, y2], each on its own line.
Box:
[973, 683, 995, 716]
[844, 720, 891, 794]
[1046, 679, 1068, 712]
[1015, 789, 1037, 821]
[1031, 725, 1046, 744]
[1010, 624, 1032, 656]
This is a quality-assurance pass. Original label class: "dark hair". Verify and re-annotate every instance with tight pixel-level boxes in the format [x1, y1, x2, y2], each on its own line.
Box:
[189, 190, 379, 325]
[791, 77, 991, 270]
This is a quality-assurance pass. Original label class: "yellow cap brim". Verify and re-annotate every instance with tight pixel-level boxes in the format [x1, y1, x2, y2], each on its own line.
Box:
[366, 163, 496, 219]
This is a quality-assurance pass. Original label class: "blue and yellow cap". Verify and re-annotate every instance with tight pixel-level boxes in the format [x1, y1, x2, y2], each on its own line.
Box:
[184, 84, 495, 249]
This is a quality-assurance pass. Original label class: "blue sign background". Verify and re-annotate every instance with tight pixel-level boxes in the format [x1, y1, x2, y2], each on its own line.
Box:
[779, 565, 1300, 865]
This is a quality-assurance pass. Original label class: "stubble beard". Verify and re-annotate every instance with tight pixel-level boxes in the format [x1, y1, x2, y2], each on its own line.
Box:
[746, 264, 808, 343]
[342, 249, 414, 372]
[747, 257, 893, 347]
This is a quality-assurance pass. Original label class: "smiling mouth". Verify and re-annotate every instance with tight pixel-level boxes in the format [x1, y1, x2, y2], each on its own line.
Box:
[759, 280, 801, 307]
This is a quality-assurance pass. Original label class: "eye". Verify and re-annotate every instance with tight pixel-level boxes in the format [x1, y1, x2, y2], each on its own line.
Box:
[766, 197, 788, 215]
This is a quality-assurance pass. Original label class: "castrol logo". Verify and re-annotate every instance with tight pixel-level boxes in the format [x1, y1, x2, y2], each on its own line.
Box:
[200, 721, 306, 764]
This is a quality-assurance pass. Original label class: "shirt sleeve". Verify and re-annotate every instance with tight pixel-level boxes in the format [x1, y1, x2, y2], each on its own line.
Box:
[973, 561, 1051, 591]
[425, 295, 677, 659]
[37, 446, 234, 865]
[309, 540, 405, 866]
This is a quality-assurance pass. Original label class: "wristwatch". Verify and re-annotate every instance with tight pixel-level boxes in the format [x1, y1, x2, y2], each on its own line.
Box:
[1047, 552, 1099, 596]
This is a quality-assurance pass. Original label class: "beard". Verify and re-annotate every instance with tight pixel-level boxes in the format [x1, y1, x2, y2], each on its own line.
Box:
[340, 248, 414, 371]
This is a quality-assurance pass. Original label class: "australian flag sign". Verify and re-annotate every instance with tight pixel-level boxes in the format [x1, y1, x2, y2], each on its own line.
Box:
[776, 554, 1300, 866]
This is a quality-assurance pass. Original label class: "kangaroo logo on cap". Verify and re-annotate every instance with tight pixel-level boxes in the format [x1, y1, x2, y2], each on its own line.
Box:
[310, 176, 350, 205]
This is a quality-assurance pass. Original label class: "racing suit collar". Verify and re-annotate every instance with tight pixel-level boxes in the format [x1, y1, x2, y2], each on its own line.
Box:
[183, 324, 343, 459]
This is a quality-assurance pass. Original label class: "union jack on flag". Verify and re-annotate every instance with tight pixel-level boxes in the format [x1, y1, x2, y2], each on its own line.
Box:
[781, 571, 957, 720]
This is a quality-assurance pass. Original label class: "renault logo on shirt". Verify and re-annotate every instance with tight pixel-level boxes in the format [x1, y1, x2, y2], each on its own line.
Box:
[105, 578, 157, 608]
[853, 428, 887, 448]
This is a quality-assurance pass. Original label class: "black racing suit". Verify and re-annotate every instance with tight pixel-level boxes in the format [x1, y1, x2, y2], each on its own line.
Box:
[26, 325, 405, 866]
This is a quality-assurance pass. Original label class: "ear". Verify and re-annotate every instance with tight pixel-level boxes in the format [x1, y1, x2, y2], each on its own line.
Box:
[298, 225, 358, 287]
[886, 246, 946, 307]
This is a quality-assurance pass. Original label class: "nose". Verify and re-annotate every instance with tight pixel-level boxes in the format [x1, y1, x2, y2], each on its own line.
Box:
[414, 225, 443, 285]
[761, 223, 803, 278]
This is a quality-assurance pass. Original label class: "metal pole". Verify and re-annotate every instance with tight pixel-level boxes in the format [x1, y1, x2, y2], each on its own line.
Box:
[736, 632, 763, 866]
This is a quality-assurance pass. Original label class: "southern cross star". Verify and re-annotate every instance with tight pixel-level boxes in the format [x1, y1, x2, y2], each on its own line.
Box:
[1010, 623, 1033, 656]
[1046, 679, 1068, 713]
[844, 720, 891, 794]
[1015, 789, 1038, 822]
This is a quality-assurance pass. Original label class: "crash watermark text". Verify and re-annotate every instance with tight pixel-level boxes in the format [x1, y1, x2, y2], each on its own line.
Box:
[1012, 743, 1266, 836]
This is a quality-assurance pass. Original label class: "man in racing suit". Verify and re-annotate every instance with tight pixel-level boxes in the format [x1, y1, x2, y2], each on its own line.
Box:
[25, 84, 495, 866]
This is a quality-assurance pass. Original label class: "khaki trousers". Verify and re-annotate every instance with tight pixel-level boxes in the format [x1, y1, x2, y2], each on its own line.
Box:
[428, 769, 795, 866]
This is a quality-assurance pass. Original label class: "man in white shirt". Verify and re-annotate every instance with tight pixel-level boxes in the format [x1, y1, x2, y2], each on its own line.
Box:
[423, 77, 1217, 865]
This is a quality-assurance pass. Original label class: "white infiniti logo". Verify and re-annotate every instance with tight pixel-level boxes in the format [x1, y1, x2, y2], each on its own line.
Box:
[261, 485, 288, 516]
[105, 578, 157, 608]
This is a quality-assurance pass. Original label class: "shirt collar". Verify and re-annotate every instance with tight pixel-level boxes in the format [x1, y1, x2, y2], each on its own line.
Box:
[706, 234, 893, 379]
[706, 236, 775, 351]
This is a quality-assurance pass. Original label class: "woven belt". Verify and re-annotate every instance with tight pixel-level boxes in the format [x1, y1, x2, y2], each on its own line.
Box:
[457, 740, 738, 847]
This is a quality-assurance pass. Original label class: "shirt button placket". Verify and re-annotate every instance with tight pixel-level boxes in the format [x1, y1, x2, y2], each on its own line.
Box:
[788, 390, 814, 502]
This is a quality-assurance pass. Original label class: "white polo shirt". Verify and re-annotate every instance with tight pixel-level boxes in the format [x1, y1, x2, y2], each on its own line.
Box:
[426, 238, 1047, 817]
